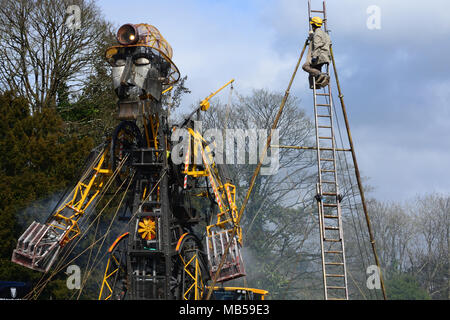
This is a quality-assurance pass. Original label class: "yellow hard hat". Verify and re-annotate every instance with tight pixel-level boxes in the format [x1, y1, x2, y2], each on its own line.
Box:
[310, 17, 323, 27]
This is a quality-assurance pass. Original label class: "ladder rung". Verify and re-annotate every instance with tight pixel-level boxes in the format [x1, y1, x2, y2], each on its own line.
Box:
[326, 274, 345, 278]
[316, 93, 330, 96]
[328, 298, 347, 300]
[327, 286, 346, 290]
[321, 169, 335, 173]
[318, 126, 331, 129]
[324, 215, 339, 219]
[322, 181, 335, 184]
[325, 250, 343, 254]
[325, 226, 339, 230]
[323, 192, 337, 196]
[324, 238, 341, 242]
[317, 115, 331, 118]
[320, 148, 336, 152]
[317, 104, 331, 107]
[323, 203, 337, 207]
[311, 10, 324, 13]
[319, 136, 332, 140]
[325, 262, 344, 266]
[320, 159, 334, 162]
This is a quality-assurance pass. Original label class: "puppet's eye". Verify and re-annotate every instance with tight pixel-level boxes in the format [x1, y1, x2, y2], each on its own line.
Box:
[135, 57, 150, 65]
[114, 59, 126, 67]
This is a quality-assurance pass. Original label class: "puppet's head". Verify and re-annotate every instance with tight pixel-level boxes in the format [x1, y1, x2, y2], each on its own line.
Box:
[106, 23, 179, 118]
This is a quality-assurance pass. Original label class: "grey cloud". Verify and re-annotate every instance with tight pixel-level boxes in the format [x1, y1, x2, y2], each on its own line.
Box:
[96, 0, 450, 201]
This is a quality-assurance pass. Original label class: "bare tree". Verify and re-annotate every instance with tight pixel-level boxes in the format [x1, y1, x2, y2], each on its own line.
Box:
[201, 89, 317, 207]
[0, 0, 109, 113]
[198, 88, 324, 298]
[362, 194, 449, 299]
[371, 201, 415, 273]
[411, 194, 449, 299]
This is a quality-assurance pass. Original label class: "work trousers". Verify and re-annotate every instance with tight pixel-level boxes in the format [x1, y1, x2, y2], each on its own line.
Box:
[302, 62, 325, 77]
[303, 62, 328, 88]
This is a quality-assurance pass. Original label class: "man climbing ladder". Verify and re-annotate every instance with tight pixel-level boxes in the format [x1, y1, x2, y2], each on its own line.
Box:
[302, 16, 331, 89]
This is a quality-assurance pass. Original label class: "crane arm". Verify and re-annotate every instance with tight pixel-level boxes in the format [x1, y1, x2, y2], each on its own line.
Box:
[200, 79, 234, 111]
[183, 127, 245, 283]
[11, 146, 113, 272]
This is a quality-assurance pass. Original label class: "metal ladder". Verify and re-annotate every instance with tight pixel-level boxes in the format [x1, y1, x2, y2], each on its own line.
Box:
[308, 0, 328, 32]
[309, 0, 349, 300]
[313, 78, 349, 300]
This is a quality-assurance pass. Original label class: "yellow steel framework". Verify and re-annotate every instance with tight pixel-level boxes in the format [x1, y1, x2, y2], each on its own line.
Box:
[98, 79, 251, 300]
[179, 249, 205, 300]
[50, 147, 112, 246]
[207, 286, 269, 300]
[98, 232, 129, 300]
[98, 255, 119, 300]
[184, 128, 242, 244]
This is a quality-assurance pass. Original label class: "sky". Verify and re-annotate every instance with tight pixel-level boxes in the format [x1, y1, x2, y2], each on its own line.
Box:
[96, 0, 450, 202]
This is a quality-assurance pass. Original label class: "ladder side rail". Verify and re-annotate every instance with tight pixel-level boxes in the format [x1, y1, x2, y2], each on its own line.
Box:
[309, 1, 349, 300]
[323, 1, 328, 33]
[327, 82, 349, 300]
[313, 76, 329, 300]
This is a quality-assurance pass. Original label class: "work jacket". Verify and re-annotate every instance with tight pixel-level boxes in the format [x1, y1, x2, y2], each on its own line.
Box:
[309, 28, 331, 65]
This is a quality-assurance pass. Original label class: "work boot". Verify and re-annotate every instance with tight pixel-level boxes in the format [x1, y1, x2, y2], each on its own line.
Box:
[316, 73, 327, 82]
[314, 74, 324, 89]
[316, 73, 330, 87]
[309, 74, 323, 89]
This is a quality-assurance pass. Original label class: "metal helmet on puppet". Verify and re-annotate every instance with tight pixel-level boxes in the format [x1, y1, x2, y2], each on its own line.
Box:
[105, 23, 180, 120]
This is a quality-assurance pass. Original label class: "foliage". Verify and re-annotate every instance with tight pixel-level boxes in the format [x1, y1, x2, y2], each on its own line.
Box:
[200, 89, 320, 299]
[0, 0, 448, 301]
[385, 273, 431, 300]
[57, 20, 119, 145]
[367, 196, 449, 300]
[0, 0, 109, 113]
[0, 91, 93, 286]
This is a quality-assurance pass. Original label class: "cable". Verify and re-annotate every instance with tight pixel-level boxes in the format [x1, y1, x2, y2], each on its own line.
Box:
[26, 153, 131, 299]
[75, 171, 135, 299]
[330, 45, 387, 299]
[205, 37, 310, 300]
[328, 72, 382, 300]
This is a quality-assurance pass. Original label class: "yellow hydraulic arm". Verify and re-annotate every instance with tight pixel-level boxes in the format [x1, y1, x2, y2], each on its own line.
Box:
[183, 126, 245, 285]
[12, 146, 113, 272]
[199, 79, 234, 111]
[49, 148, 112, 245]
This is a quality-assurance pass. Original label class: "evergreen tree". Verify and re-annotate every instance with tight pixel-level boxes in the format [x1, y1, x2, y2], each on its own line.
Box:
[385, 273, 431, 300]
[0, 91, 93, 289]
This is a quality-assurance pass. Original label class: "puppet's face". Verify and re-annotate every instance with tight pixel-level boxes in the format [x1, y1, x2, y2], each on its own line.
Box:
[108, 46, 169, 101]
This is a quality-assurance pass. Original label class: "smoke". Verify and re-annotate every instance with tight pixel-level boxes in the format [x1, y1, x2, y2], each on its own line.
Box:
[16, 191, 66, 230]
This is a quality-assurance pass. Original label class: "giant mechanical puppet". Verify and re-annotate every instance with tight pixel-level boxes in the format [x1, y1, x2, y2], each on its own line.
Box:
[11, 23, 263, 300]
